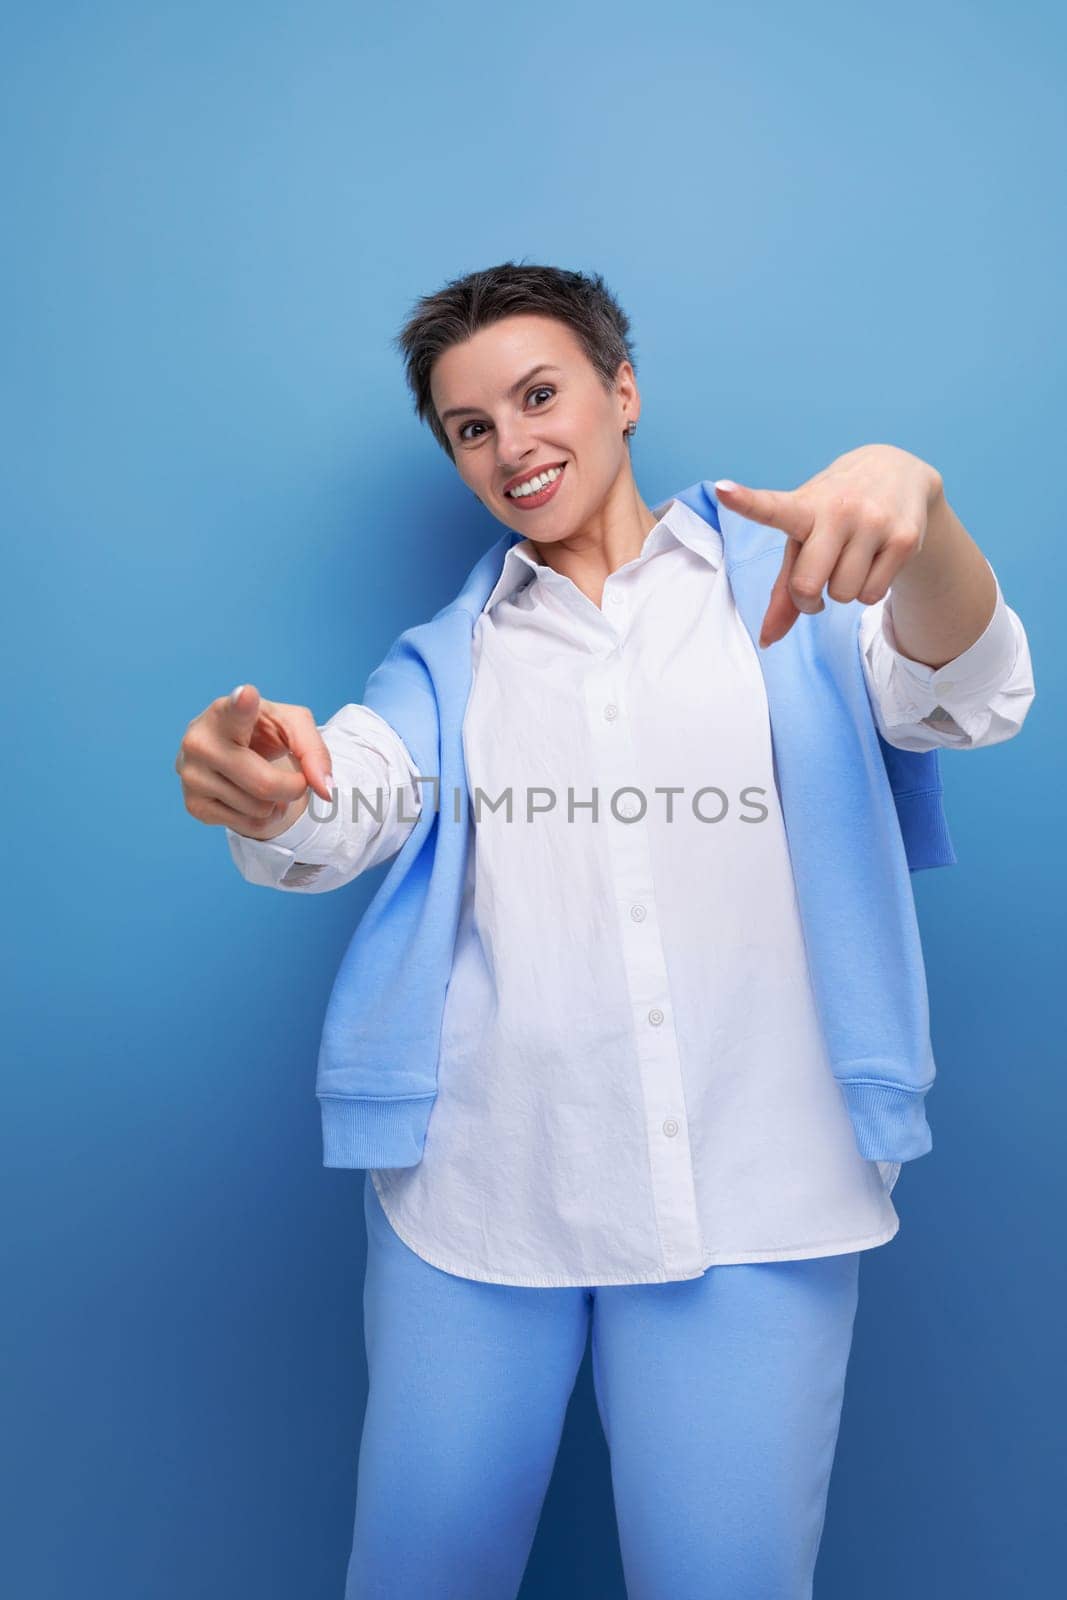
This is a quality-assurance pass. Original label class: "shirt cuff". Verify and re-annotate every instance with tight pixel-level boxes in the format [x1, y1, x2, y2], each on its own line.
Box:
[880, 557, 1018, 706]
[224, 797, 326, 863]
[260, 797, 329, 853]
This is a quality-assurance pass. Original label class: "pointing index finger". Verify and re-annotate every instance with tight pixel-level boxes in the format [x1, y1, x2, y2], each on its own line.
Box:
[715, 480, 812, 541]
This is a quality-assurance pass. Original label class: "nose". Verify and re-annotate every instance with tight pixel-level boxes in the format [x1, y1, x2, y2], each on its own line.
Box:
[495, 431, 538, 474]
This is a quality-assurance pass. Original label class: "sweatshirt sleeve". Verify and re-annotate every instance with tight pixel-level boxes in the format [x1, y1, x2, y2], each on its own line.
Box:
[225, 704, 424, 893]
[858, 557, 1035, 751]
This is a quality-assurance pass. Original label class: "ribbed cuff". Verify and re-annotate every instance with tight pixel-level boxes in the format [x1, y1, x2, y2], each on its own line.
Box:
[892, 787, 958, 871]
[319, 1093, 437, 1170]
[838, 1079, 934, 1162]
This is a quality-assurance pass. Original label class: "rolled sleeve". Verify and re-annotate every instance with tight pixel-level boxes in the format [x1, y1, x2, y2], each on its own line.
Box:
[859, 557, 1035, 750]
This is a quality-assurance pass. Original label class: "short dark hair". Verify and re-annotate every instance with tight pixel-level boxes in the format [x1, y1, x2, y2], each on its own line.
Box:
[391, 260, 637, 462]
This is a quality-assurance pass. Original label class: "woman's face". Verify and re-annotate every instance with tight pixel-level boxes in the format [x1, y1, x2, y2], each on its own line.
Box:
[430, 313, 640, 546]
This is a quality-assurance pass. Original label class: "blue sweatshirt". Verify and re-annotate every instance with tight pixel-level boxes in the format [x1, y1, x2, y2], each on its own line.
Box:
[314, 479, 956, 1171]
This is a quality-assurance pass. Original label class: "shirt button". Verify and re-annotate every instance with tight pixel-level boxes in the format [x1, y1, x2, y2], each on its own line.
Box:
[663, 1118, 679, 1137]
[630, 904, 646, 921]
[937, 677, 957, 692]
[608, 591, 623, 605]
[604, 703, 618, 720]
[618, 798, 640, 818]
[648, 1007, 664, 1025]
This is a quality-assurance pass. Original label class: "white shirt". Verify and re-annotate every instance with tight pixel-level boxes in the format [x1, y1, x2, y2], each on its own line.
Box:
[228, 498, 1035, 1287]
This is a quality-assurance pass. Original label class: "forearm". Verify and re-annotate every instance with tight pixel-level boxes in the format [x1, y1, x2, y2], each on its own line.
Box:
[885, 479, 999, 669]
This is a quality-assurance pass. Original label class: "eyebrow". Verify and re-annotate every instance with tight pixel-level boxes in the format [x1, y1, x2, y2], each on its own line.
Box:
[439, 364, 562, 426]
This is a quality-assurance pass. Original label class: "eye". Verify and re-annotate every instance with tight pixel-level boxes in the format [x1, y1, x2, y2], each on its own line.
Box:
[457, 385, 556, 443]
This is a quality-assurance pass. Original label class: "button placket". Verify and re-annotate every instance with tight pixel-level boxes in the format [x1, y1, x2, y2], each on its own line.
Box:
[602, 581, 627, 648]
[583, 660, 702, 1272]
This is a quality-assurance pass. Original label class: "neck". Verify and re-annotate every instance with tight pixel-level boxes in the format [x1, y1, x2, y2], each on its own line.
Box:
[525, 477, 664, 605]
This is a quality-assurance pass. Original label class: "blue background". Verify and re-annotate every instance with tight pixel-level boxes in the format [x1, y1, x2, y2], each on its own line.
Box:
[3, 2, 1063, 1595]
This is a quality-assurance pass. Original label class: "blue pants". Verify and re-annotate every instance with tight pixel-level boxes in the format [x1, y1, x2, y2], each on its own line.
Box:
[346, 1172, 862, 1599]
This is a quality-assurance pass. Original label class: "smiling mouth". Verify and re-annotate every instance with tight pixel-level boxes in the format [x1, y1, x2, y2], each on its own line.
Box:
[504, 462, 567, 501]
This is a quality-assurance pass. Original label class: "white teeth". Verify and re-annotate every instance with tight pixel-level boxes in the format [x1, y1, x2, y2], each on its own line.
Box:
[507, 464, 563, 498]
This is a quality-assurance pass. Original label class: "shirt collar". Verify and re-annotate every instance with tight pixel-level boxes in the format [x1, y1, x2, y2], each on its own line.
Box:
[479, 495, 724, 616]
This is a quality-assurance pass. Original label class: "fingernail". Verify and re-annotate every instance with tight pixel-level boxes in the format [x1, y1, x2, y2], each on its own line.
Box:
[715, 480, 739, 493]
[230, 683, 245, 706]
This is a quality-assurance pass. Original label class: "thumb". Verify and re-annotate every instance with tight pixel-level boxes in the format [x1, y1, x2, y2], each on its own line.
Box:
[758, 539, 802, 647]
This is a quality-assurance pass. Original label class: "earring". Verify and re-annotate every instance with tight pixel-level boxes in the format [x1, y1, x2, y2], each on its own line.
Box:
[625, 420, 637, 437]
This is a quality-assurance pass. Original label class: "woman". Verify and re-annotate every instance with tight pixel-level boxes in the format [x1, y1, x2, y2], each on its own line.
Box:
[176, 262, 1034, 1598]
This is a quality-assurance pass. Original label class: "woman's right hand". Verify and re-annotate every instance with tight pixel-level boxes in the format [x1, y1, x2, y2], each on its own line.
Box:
[175, 683, 335, 841]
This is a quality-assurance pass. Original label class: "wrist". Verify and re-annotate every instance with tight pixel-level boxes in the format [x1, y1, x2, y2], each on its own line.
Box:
[260, 789, 312, 842]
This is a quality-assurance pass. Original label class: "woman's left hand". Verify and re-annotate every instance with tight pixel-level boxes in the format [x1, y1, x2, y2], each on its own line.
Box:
[714, 444, 943, 648]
